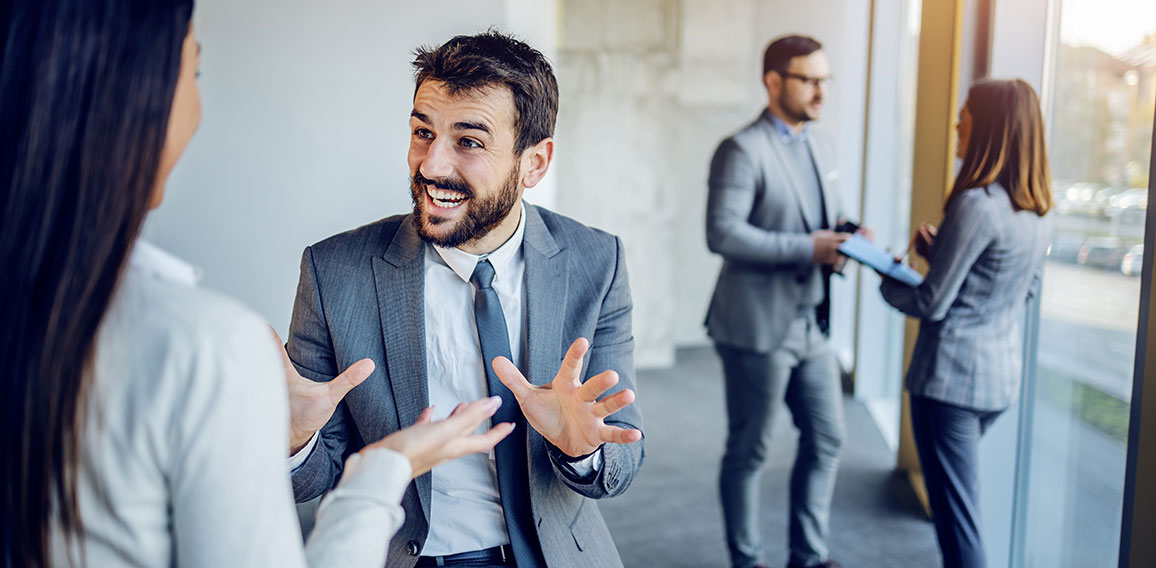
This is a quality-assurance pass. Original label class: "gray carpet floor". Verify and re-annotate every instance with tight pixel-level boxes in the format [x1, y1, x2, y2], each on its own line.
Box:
[598, 346, 940, 568]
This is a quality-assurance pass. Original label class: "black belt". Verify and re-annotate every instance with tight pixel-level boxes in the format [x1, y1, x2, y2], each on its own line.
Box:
[415, 545, 514, 567]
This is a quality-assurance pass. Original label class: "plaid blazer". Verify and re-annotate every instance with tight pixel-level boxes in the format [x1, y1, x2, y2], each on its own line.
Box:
[882, 183, 1052, 411]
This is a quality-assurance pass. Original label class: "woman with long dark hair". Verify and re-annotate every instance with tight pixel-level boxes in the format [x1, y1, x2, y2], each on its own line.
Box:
[879, 78, 1053, 568]
[0, 2, 511, 566]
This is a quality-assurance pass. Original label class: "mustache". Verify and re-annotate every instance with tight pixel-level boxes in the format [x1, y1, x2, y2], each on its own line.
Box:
[412, 172, 474, 197]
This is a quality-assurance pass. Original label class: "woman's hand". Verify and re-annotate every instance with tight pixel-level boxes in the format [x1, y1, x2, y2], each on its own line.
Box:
[363, 397, 514, 478]
[910, 222, 938, 262]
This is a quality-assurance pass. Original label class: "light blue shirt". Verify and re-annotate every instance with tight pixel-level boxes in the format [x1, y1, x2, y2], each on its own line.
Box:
[768, 111, 809, 142]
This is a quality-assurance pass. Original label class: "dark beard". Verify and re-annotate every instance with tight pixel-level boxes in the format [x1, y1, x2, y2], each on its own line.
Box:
[783, 96, 820, 123]
[410, 165, 521, 248]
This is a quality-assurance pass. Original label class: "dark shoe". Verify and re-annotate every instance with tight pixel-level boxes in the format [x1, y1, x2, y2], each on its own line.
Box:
[787, 561, 842, 568]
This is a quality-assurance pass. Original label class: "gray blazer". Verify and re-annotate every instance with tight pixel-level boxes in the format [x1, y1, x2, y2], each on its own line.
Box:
[881, 183, 1051, 411]
[705, 110, 843, 353]
[286, 204, 644, 568]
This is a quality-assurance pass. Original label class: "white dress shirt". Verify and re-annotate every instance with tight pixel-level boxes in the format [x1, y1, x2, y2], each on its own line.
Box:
[420, 204, 529, 555]
[422, 203, 602, 555]
[55, 240, 412, 567]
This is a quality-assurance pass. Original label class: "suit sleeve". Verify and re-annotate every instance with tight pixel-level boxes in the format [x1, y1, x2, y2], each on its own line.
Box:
[547, 236, 644, 499]
[287, 246, 354, 502]
[705, 138, 814, 266]
[880, 191, 997, 321]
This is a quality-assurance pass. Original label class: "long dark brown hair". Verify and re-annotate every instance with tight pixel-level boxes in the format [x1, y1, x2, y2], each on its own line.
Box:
[950, 78, 1053, 216]
[0, 1, 192, 566]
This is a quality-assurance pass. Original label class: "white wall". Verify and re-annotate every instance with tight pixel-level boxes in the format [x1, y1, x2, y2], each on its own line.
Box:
[145, 0, 557, 336]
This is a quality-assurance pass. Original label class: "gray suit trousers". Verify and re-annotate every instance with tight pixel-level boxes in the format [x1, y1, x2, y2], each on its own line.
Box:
[717, 316, 844, 568]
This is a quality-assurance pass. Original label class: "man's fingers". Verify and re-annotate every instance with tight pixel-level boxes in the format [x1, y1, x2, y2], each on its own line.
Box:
[415, 406, 435, 425]
[591, 389, 636, 419]
[578, 370, 619, 402]
[599, 424, 643, 445]
[328, 358, 375, 401]
[557, 338, 590, 383]
[492, 357, 534, 400]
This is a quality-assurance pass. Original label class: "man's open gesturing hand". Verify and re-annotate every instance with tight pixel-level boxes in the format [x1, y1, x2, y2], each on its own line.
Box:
[492, 338, 642, 458]
[271, 329, 375, 455]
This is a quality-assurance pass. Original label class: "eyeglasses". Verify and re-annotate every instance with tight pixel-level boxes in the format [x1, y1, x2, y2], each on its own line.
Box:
[781, 72, 832, 89]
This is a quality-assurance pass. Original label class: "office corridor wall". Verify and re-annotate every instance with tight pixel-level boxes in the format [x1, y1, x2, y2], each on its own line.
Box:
[552, 0, 870, 368]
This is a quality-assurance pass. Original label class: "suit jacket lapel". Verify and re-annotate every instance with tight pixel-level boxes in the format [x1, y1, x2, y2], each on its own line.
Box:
[371, 214, 431, 519]
[806, 135, 839, 228]
[756, 112, 816, 231]
[521, 204, 569, 509]
[522, 204, 569, 387]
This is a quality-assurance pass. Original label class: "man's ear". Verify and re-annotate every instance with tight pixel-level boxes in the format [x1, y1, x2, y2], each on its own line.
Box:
[764, 70, 784, 98]
[519, 138, 554, 189]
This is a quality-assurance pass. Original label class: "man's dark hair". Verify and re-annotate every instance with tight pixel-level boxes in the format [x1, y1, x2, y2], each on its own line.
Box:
[412, 29, 558, 155]
[762, 34, 823, 77]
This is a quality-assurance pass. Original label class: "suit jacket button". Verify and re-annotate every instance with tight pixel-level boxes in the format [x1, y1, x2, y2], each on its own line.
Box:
[407, 541, 420, 556]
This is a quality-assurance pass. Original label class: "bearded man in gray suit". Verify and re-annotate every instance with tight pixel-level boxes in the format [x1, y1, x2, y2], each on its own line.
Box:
[280, 31, 644, 568]
[706, 35, 863, 568]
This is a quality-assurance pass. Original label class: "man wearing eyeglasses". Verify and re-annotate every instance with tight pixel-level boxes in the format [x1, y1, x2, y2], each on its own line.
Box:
[704, 34, 849, 568]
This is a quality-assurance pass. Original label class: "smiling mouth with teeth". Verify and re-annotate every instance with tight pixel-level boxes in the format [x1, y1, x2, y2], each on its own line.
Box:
[426, 186, 469, 209]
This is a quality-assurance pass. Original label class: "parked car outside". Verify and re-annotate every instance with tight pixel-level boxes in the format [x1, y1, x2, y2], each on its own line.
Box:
[1078, 237, 1127, 270]
[1048, 235, 1085, 264]
[1105, 188, 1147, 225]
[1121, 245, 1144, 276]
[1056, 182, 1102, 217]
[1094, 187, 1126, 218]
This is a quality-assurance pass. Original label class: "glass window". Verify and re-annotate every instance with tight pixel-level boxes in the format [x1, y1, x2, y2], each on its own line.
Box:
[1018, 1, 1156, 565]
[856, 0, 922, 449]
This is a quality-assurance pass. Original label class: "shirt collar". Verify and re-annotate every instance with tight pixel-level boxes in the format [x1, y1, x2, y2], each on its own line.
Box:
[432, 201, 526, 285]
[129, 239, 202, 286]
[766, 110, 809, 142]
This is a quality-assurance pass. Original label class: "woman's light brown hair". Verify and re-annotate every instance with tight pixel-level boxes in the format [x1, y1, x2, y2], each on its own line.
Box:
[950, 78, 1053, 216]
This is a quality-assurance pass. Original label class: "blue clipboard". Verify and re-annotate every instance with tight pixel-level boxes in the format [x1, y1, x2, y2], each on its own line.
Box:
[837, 234, 924, 287]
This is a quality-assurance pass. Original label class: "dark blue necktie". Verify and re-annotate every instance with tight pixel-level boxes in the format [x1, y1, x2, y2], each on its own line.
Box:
[471, 259, 542, 568]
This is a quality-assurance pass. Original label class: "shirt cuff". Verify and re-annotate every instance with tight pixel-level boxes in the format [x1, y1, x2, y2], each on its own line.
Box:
[331, 447, 413, 505]
[288, 430, 320, 473]
[555, 446, 603, 481]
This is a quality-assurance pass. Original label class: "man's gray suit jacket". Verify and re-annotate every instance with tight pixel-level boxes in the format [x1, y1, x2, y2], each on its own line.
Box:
[705, 110, 844, 353]
[286, 204, 644, 568]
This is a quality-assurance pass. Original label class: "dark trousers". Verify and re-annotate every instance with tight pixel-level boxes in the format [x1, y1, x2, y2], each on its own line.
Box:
[910, 395, 1003, 568]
